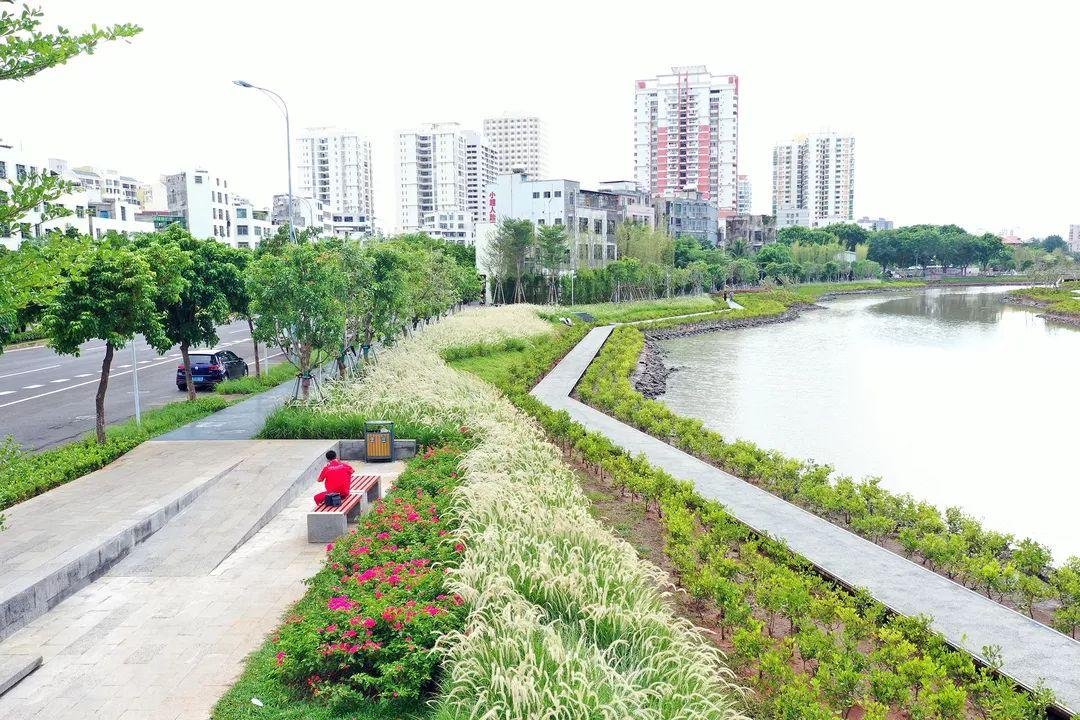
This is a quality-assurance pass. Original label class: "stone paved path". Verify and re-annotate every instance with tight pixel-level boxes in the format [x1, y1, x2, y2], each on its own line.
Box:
[0, 459, 403, 719]
[532, 324, 1080, 714]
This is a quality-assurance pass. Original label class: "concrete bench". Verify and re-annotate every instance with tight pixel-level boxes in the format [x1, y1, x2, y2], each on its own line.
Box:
[307, 474, 381, 543]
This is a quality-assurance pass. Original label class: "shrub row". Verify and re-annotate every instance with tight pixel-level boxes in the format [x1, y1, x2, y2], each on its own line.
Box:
[466, 321, 1059, 718]
[274, 445, 468, 708]
[258, 405, 460, 448]
[578, 324, 1080, 639]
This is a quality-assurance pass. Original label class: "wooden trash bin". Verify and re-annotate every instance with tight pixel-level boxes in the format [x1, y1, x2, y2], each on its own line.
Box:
[364, 420, 394, 462]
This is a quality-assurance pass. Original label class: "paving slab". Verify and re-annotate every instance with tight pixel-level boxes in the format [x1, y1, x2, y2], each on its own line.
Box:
[532, 324, 1080, 715]
[0, 455, 402, 718]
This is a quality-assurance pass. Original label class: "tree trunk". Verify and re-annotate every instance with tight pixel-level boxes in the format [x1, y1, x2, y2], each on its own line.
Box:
[95, 342, 114, 444]
[180, 341, 196, 401]
[247, 316, 261, 377]
[300, 345, 312, 401]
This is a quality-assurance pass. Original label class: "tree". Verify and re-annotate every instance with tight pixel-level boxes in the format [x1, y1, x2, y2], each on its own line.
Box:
[490, 218, 534, 303]
[247, 241, 345, 400]
[823, 223, 870, 251]
[536, 224, 569, 303]
[0, 3, 141, 354]
[42, 236, 188, 442]
[1041, 235, 1068, 253]
[152, 228, 246, 400]
[0, 2, 141, 82]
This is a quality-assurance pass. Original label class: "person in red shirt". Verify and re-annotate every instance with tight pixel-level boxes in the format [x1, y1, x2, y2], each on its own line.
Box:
[314, 450, 354, 505]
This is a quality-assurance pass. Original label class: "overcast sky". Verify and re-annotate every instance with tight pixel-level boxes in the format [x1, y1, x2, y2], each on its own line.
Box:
[2, 1, 1077, 237]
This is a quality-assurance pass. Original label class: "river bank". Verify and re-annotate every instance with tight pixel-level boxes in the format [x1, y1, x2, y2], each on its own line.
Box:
[1002, 284, 1080, 327]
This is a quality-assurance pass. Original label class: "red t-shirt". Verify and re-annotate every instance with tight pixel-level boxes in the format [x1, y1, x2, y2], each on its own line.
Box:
[318, 460, 354, 496]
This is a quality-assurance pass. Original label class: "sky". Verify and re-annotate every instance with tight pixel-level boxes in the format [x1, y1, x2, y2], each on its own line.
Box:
[2, 0, 1078, 238]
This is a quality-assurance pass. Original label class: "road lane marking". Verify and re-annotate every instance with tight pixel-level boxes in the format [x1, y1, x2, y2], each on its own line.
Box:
[23, 384, 44, 389]
[75, 373, 93, 378]
[0, 356, 182, 410]
[117, 364, 131, 368]
[0, 390, 14, 396]
[0, 364, 61, 380]
[50, 378, 69, 383]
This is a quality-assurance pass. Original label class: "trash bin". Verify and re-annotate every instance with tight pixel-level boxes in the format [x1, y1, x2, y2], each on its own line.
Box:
[364, 421, 394, 462]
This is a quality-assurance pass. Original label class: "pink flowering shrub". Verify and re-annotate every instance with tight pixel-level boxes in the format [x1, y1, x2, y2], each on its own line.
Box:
[274, 446, 467, 708]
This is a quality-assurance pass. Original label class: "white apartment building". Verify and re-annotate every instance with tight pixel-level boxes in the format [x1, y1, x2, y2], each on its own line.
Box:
[634, 66, 740, 214]
[294, 127, 374, 223]
[164, 168, 235, 244]
[463, 130, 498, 226]
[482, 116, 548, 177]
[233, 197, 274, 249]
[398, 122, 469, 236]
[1, 142, 153, 248]
[772, 133, 855, 228]
[1069, 225, 1080, 253]
[737, 175, 752, 214]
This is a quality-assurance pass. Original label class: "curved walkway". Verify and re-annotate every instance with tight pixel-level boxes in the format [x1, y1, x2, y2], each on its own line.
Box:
[531, 324, 1080, 715]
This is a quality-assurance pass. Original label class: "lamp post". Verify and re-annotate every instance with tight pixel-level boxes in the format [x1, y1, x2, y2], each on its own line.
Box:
[233, 80, 295, 244]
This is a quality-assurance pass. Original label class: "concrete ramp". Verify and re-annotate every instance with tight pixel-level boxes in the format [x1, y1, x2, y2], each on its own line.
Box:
[0, 440, 333, 639]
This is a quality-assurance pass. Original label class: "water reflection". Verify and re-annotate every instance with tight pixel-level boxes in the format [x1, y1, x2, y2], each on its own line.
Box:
[658, 287, 1080, 561]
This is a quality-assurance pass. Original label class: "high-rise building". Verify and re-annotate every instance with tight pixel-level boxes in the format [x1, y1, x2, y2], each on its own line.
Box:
[634, 66, 739, 214]
[482, 116, 548, 177]
[463, 130, 498, 225]
[736, 175, 752, 214]
[164, 169, 236, 244]
[398, 122, 469, 235]
[1069, 225, 1080, 252]
[294, 127, 374, 225]
[772, 132, 855, 228]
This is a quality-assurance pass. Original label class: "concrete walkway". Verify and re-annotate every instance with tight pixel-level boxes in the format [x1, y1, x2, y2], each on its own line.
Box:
[0, 458, 404, 719]
[532, 325, 1080, 714]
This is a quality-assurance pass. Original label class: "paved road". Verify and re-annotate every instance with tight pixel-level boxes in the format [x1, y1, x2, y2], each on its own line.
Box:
[0, 320, 286, 452]
[531, 325, 1080, 715]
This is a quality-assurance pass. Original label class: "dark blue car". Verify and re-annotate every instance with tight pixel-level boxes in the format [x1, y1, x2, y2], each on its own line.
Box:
[177, 350, 248, 391]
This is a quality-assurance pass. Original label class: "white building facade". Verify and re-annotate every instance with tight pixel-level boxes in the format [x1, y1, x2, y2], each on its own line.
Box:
[233, 198, 274, 249]
[772, 133, 856, 228]
[294, 126, 374, 225]
[164, 168, 235, 244]
[463, 130, 498, 226]
[398, 122, 471, 238]
[1, 143, 153, 248]
[634, 66, 740, 214]
[1069, 225, 1080, 252]
[737, 175, 752, 214]
[482, 116, 548, 177]
[272, 194, 332, 235]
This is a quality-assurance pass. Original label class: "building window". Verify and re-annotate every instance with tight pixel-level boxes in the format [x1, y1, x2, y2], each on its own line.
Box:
[594, 220, 602, 235]
[254, 227, 262, 236]
[554, 190, 562, 197]
[194, 175, 203, 184]
[16, 164, 27, 181]
[532, 192, 540, 199]
[237, 208, 248, 219]
[579, 218, 588, 232]
[554, 217, 563, 226]
[120, 206, 127, 221]
[0, 161, 5, 179]
[537, 218, 546, 226]
[237, 225, 249, 235]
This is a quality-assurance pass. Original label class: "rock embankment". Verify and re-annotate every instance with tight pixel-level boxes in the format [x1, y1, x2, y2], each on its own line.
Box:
[631, 305, 816, 397]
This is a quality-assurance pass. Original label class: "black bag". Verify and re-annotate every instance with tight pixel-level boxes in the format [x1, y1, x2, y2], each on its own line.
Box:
[325, 492, 343, 507]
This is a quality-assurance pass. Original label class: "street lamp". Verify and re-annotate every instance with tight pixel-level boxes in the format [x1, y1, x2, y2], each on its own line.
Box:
[233, 80, 295, 244]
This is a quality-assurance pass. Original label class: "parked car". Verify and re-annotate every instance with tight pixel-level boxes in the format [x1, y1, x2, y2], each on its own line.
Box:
[176, 350, 248, 391]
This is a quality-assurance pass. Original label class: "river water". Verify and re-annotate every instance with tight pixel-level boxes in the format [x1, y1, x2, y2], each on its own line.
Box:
[658, 286, 1080, 561]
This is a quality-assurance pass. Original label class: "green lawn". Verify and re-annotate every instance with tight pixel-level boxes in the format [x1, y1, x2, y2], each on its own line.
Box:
[559, 295, 725, 323]
[216, 361, 297, 394]
[1009, 281, 1080, 317]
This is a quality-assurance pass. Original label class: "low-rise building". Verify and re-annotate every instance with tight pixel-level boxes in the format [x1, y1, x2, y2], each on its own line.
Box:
[1069, 224, 1080, 252]
[233, 197, 274, 249]
[857, 216, 894, 232]
[330, 212, 373, 239]
[272, 194, 332, 235]
[657, 190, 719, 245]
[722, 214, 777, 251]
[1, 142, 154, 248]
[164, 168, 235, 245]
